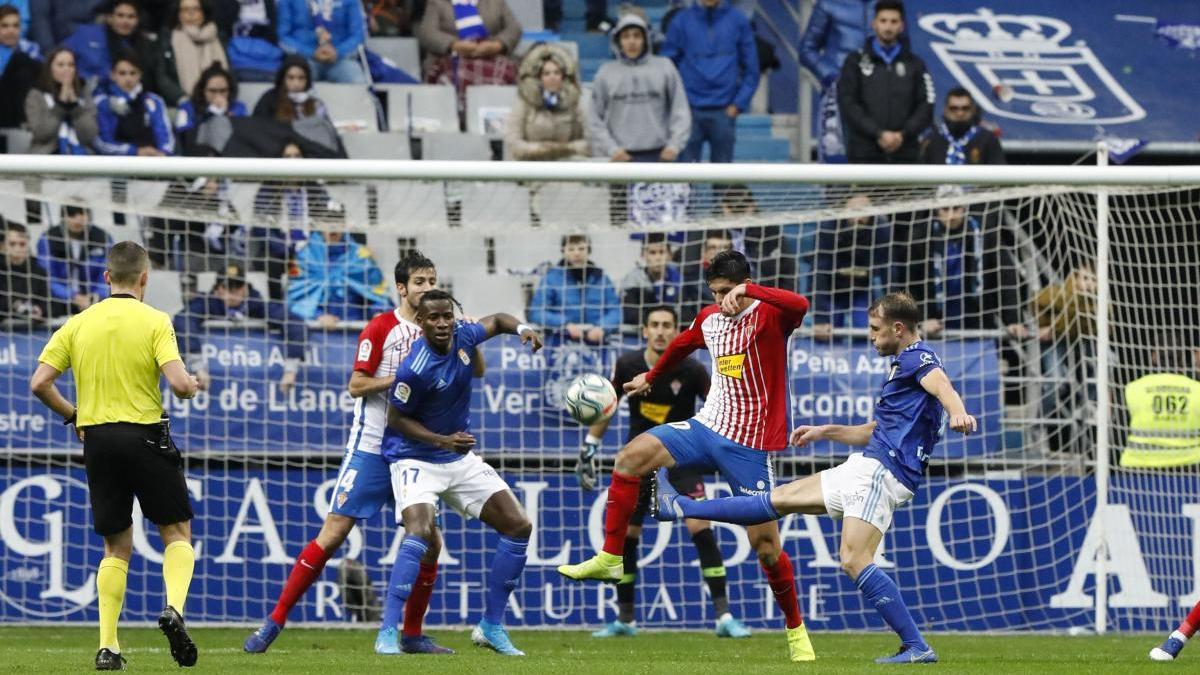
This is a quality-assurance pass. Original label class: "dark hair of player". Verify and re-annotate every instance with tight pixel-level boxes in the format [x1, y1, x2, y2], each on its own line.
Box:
[107, 241, 149, 286]
[417, 289, 463, 315]
[395, 248, 436, 285]
[560, 234, 589, 249]
[869, 292, 921, 331]
[704, 249, 751, 284]
[643, 304, 678, 326]
[874, 0, 904, 17]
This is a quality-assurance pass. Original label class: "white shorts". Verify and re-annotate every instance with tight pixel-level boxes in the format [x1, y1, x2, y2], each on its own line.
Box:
[820, 453, 914, 534]
[389, 451, 510, 521]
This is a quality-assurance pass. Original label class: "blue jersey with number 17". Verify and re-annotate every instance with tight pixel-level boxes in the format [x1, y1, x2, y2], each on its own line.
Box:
[381, 321, 487, 464]
[864, 341, 947, 493]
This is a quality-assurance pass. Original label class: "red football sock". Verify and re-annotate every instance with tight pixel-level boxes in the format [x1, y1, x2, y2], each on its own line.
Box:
[602, 472, 642, 556]
[402, 562, 438, 638]
[762, 551, 804, 629]
[1179, 599, 1200, 638]
[270, 540, 332, 626]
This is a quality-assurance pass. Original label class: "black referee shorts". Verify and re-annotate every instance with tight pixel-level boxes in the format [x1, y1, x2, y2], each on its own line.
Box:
[83, 422, 194, 537]
[630, 467, 709, 524]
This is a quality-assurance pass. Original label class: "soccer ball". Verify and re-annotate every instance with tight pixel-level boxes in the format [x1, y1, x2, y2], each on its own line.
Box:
[564, 374, 618, 425]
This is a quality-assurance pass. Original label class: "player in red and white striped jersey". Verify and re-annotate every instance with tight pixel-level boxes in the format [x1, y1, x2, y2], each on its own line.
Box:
[246, 251, 462, 655]
[559, 250, 816, 662]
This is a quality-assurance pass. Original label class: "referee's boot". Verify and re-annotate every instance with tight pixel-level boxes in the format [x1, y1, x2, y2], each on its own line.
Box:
[158, 605, 198, 667]
[94, 648, 126, 671]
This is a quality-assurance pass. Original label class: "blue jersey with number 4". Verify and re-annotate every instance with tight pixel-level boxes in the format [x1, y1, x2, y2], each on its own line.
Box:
[381, 322, 487, 464]
[864, 341, 947, 492]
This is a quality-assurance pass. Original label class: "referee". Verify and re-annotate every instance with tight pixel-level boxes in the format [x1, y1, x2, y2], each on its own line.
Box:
[30, 241, 201, 671]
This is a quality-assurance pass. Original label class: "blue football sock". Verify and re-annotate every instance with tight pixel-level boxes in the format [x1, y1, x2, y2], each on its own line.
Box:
[485, 536, 528, 625]
[855, 564, 927, 650]
[381, 535, 429, 629]
[678, 491, 779, 525]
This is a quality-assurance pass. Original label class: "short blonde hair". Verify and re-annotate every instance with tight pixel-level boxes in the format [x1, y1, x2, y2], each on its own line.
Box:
[106, 241, 149, 286]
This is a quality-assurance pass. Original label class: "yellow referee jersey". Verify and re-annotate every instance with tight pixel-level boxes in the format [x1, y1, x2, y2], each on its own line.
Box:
[37, 295, 182, 426]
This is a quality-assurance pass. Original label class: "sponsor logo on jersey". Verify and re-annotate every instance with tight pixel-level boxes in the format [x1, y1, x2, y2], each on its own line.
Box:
[357, 340, 372, 362]
[395, 381, 411, 403]
[458, 348, 470, 366]
[716, 353, 747, 379]
[336, 491, 349, 507]
[670, 379, 682, 396]
[639, 401, 671, 425]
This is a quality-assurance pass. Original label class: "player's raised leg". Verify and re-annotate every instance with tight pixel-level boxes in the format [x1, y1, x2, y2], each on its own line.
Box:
[840, 517, 936, 664]
[748, 521, 813, 662]
[471, 489, 533, 656]
[1151, 598, 1200, 661]
[557, 432, 676, 582]
[376, 501, 441, 655]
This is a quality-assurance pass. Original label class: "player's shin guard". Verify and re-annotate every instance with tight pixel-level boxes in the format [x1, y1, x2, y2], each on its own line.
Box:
[617, 536, 638, 623]
[602, 472, 642, 556]
[402, 562, 438, 638]
[382, 536, 429, 630]
[855, 564, 927, 650]
[691, 529, 729, 617]
[270, 539, 333, 626]
[485, 536, 529, 624]
[97, 557, 129, 652]
[162, 541, 194, 614]
[762, 552, 804, 629]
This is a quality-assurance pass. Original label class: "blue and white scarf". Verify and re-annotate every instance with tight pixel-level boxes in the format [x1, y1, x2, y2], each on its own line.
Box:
[932, 215, 983, 324]
[452, 0, 488, 41]
[45, 93, 89, 155]
[937, 121, 978, 165]
[308, 0, 336, 33]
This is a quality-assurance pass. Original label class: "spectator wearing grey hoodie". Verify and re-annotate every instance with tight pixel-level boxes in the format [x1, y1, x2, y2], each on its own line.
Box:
[589, 13, 690, 164]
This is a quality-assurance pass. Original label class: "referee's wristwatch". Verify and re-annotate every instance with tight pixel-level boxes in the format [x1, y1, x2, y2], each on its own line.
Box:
[64, 409, 77, 426]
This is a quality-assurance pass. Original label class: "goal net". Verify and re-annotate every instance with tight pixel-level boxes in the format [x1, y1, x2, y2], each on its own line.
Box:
[0, 158, 1197, 635]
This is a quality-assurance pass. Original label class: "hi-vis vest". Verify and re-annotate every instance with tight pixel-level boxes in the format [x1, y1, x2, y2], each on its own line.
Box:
[1119, 373, 1200, 468]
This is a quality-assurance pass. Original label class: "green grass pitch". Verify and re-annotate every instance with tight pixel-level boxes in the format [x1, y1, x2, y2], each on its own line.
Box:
[0, 627, 1181, 673]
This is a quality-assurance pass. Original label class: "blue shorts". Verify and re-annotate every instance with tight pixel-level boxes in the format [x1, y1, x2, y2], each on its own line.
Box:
[328, 450, 393, 519]
[648, 419, 775, 497]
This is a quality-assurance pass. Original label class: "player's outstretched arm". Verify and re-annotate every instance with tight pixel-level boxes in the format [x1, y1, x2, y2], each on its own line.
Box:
[791, 421, 876, 448]
[919, 368, 978, 434]
[628, 321, 707, 397]
[386, 405, 476, 453]
[729, 283, 810, 319]
[478, 313, 543, 352]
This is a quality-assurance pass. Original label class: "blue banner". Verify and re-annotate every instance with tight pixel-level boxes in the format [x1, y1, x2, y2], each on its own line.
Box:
[0, 332, 1002, 459]
[2, 466, 1198, 631]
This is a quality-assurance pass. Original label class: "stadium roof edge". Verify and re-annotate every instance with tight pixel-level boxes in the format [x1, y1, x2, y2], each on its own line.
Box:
[1, 155, 1199, 186]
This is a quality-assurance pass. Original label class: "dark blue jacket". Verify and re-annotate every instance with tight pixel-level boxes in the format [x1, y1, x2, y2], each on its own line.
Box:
[661, 1, 758, 111]
[36, 224, 111, 302]
[277, 0, 364, 61]
[30, 0, 105, 54]
[528, 262, 621, 334]
[174, 289, 308, 360]
[94, 82, 176, 156]
[798, 0, 872, 88]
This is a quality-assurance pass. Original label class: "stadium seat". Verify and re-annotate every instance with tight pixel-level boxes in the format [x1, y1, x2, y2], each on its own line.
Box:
[465, 85, 517, 138]
[224, 181, 262, 221]
[507, 0, 545, 31]
[196, 270, 271, 299]
[340, 132, 413, 160]
[461, 182, 530, 230]
[379, 84, 458, 135]
[238, 82, 272, 111]
[0, 180, 26, 224]
[323, 184, 371, 228]
[421, 132, 492, 161]
[372, 180, 448, 229]
[366, 37, 421, 80]
[417, 235, 488, 281]
[491, 233, 560, 274]
[531, 182, 608, 228]
[314, 83, 380, 133]
[0, 128, 32, 154]
[145, 270, 184, 316]
[448, 271, 526, 318]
